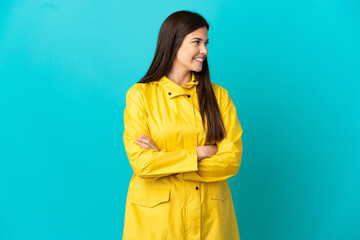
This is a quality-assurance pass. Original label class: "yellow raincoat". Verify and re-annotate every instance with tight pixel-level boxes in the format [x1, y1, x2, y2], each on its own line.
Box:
[122, 72, 243, 240]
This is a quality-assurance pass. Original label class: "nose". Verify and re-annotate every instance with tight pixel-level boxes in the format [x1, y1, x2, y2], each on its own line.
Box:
[200, 43, 208, 56]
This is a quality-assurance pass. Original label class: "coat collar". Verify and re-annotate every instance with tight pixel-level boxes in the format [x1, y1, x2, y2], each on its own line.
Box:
[153, 72, 198, 99]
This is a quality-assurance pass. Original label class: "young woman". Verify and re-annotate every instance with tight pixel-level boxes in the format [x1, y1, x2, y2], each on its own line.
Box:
[122, 10, 243, 240]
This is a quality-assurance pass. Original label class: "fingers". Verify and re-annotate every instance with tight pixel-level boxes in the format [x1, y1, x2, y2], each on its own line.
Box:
[136, 135, 151, 145]
[136, 140, 153, 150]
[140, 134, 151, 144]
[135, 134, 159, 151]
[135, 137, 150, 148]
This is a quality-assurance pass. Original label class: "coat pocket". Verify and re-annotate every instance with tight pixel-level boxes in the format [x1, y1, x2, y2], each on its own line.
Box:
[209, 180, 231, 200]
[128, 186, 171, 208]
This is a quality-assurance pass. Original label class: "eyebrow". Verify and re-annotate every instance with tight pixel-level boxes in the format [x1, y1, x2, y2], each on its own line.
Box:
[192, 37, 209, 41]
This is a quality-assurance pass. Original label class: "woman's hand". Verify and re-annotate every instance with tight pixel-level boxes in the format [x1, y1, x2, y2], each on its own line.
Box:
[196, 144, 218, 161]
[136, 134, 160, 152]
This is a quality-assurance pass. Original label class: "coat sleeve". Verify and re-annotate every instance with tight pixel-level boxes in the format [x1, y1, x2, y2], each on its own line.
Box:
[176, 87, 243, 182]
[123, 84, 198, 178]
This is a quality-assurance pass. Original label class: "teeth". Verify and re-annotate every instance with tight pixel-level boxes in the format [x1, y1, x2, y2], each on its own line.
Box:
[195, 58, 203, 62]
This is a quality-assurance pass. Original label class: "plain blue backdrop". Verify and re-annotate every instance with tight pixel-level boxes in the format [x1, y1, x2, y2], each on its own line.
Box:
[1, 0, 359, 239]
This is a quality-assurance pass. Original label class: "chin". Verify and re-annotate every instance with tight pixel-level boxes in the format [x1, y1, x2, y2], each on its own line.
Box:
[192, 67, 203, 72]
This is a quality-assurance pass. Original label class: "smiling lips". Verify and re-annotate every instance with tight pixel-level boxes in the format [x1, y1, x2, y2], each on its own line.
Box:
[194, 57, 205, 63]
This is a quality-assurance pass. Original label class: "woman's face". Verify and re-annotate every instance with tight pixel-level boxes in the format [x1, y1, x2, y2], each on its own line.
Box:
[172, 27, 209, 73]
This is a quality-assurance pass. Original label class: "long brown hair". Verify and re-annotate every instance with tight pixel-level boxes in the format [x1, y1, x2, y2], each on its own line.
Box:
[138, 10, 225, 143]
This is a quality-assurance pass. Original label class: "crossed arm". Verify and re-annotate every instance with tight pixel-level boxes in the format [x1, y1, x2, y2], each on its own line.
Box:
[123, 84, 243, 182]
[135, 134, 218, 162]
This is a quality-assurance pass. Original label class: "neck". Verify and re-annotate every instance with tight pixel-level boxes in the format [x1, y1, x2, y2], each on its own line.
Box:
[166, 70, 192, 87]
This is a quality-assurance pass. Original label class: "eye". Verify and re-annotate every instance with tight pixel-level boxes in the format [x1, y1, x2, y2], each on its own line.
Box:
[193, 40, 209, 46]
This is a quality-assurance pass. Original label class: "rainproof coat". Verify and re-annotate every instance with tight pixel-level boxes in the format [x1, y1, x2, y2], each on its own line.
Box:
[122, 72, 243, 240]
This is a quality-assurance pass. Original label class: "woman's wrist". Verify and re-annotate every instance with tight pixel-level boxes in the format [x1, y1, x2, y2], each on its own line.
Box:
[196, 146, 205, 161]
[196, 145, 218, 161]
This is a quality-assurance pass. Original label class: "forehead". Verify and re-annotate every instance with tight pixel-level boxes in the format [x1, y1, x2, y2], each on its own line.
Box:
[186, 27, 208, 39]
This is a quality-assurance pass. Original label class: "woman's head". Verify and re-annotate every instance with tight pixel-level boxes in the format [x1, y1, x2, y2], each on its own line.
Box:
[140, 10, 210, 81]
[171, 26, 209, 74]
[158, 11, 209, 75]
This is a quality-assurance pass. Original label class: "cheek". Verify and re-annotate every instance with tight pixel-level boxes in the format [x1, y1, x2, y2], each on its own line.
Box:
[176, 45, 197, 63]
[187, 50, 198, 61]
[178, 51, 193, 63]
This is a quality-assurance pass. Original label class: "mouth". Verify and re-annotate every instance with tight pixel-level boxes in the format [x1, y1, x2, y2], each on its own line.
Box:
[193, 57, 204, 64]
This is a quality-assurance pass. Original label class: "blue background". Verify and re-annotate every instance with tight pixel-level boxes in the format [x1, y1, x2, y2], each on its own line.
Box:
[1, 0, 359, 239]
